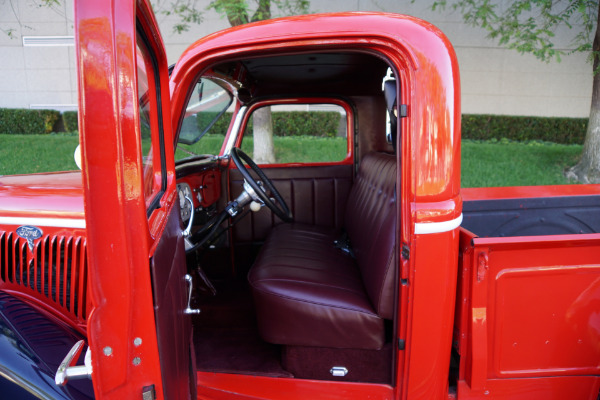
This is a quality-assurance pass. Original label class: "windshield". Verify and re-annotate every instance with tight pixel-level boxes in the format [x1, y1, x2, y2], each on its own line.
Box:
[176, 78, 233, 159]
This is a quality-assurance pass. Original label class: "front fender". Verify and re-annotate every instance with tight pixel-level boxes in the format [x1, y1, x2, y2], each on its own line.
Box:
[0, 291, 94, 400]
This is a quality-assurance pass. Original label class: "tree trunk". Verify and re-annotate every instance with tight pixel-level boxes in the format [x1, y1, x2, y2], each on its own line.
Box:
[253, 106, 276, 164]
[251, 0, 271, 22]
[218, 0, 276, 164]
[565, 5, 600, 183]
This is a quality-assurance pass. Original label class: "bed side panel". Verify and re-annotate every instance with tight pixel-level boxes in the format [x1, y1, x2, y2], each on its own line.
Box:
[458, 234, 600, 399]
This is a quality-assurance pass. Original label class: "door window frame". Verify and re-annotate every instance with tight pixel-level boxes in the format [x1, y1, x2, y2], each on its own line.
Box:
[136, 22, 168, 217]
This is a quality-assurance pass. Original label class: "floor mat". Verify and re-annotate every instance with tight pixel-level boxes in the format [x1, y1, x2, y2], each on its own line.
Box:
[192, 280, 292, 378]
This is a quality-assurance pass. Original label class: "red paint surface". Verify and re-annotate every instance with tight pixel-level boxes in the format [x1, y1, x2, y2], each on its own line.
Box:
[75, 0, 170, 398]
[169, 12, 461, 214]
[178, 168, 221, 208]
[458, 376, 600, 400]
[457, 230, 600, 398]
[2, 3, 597, 399]
[0, 232, 88, 330]
[0, 172, 83, 219]
[462, 184, 600, 201]
[196, 372, 394, 400]
[402, 230, 460, 399]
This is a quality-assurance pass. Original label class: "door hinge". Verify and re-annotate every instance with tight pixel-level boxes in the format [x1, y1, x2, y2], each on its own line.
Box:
[401, 244, 410, 260]
[398, 338, 405, 350]
[399, 104, 408, 118]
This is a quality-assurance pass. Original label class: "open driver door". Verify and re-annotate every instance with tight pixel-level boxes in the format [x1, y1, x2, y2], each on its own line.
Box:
[75, 0, 195, 398]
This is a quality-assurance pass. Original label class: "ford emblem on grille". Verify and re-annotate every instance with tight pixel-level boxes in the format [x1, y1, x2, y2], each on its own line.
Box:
[16, 225, 43, 251]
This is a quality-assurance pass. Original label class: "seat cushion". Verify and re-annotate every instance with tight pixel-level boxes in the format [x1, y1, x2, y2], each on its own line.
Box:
[248, 223, 384, 349]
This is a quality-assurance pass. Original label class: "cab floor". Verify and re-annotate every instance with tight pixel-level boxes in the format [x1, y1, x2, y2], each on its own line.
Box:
[192, 279, 292, 378]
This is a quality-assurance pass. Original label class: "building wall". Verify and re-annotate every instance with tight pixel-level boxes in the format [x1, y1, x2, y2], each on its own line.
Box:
[0, 0, 593, 118]
[0, 0, 77, 111]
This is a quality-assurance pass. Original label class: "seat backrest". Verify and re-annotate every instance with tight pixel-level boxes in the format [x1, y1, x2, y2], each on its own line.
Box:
[344, 152, 397, 319]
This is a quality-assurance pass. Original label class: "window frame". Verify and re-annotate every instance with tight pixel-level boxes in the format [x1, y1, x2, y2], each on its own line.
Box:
[135, 23, 168, 217]
[233, 98, 354, 167]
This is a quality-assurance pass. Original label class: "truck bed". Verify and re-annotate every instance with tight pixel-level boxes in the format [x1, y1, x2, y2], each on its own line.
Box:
[455, 184, 600, 398]
[461, 184, 600, 237]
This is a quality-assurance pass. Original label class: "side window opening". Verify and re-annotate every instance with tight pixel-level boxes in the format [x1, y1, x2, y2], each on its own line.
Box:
[135, 27, 166, 213]
[240, 103, 350, 165]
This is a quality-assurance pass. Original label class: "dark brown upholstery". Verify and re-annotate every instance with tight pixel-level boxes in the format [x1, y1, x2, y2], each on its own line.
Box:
[230, 165, 353, 242]
[344, 153, 397, 319]
[248, 152, 397, 349]
[249, 223, 384, 349]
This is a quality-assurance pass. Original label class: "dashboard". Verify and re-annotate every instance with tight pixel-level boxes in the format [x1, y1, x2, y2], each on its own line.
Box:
[176, 164, 222, 226]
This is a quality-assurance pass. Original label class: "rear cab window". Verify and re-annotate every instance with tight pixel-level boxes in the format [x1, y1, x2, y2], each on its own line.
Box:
[239, 101, 352, 165]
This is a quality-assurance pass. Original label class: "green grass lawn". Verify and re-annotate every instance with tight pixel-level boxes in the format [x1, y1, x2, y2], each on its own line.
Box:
[176, 135, 348, 163]
[239, 136, 348, 164]
[461, 140, 582, 187]
[175, 134, 226, 160]
[0, 134, 81, 175]
[0, 134, 583, 188]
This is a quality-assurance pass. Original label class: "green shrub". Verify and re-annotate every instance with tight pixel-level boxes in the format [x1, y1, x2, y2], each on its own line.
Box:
[0, 108, 61, 135]
[243, 111, 341, 138]
[62, 111, 79, 132]
[40, 110, 60, 133]
[3, 107, 586, 145]
[461, 114, 588, 144]
[194, 111, 341, 137]
[205, 113, 232, 136]
[275, 111, 340, 137]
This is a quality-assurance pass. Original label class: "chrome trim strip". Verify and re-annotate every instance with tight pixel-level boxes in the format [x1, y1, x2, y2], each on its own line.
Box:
[23, 35, 74, 47]
[415, 214, 463, 235]
[30, 104, 78, 111]
[223, 106, 247, 156]
[0, 217, 86, 229]
[330, 366, 349, 377]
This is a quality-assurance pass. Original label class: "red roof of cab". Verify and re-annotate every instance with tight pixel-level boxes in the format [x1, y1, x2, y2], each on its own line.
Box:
[170, 12, 462, 224]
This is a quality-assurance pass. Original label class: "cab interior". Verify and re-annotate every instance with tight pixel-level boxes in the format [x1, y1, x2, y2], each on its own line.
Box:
[175, 49, 401, 384]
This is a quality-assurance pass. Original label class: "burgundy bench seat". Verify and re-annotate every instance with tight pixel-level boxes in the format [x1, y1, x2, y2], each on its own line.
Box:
[248, 152, 397, 350]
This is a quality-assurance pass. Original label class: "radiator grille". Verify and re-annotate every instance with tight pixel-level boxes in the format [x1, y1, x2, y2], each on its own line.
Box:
[0, 231, 88, 321]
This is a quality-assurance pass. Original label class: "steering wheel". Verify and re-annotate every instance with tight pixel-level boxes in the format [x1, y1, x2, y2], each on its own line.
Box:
[230, 147, 293, 222]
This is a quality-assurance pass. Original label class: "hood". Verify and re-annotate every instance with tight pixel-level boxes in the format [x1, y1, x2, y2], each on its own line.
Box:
[0, 171, 84, 223]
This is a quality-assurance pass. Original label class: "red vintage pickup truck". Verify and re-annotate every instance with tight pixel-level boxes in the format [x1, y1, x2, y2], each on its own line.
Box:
[0, 0, 598, 399]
